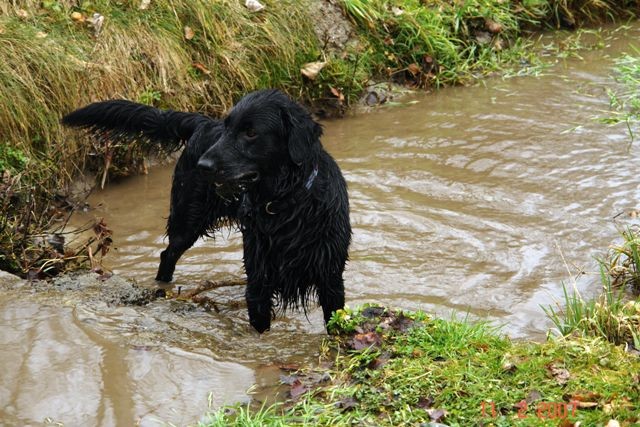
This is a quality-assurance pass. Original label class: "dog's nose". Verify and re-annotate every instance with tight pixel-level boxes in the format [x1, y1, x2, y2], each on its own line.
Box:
[197, 157, 215, 170]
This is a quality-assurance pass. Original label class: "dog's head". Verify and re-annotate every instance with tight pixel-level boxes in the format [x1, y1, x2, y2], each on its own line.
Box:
[197, 89, 322, 190]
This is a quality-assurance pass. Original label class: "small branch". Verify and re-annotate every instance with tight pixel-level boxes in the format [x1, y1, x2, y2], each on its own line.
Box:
[175, 279, 247, 300]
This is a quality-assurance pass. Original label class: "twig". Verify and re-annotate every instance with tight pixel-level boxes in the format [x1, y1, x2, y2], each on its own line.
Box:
[176, 279, 247, 300]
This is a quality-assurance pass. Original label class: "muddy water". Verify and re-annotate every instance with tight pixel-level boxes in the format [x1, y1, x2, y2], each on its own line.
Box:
[3, 24, 640, 426]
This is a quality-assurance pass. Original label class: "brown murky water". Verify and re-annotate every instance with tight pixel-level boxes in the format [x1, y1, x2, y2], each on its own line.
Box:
[3, 24, 640, 426]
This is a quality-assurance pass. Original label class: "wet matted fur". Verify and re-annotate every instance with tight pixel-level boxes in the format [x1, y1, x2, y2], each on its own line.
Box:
[62, 90, 351, 333]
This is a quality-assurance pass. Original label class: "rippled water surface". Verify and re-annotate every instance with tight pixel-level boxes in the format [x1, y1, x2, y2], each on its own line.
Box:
[3, 24, 640, 426]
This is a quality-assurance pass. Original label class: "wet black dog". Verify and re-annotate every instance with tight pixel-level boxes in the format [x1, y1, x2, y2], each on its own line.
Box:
[63, 89, 351, 333]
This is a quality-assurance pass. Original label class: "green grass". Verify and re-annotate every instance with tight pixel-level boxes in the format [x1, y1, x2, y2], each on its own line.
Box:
[600, 47, 640, 140]
[337, 0, 636, 89]
[544, 225, 640, 347]
[202, 306, 640, 426]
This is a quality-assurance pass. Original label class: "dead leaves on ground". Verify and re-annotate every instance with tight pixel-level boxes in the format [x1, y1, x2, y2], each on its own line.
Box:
[279, 367, 331, 400]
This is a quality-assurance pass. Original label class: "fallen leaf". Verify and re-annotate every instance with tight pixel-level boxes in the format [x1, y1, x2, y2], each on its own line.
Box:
[301, 61, 327, 80]
[417, 396, 434, 409]
[575, 401, 598, 409]
[548, 363, 570, 385]
[426, 408, 447, 422]
[605, 421, 620, 427]
[184, 26, 195, 40]
[289, 379, 307, 399]
[369, 352, 391, 369]
[475, 30, 492, 45]
[486, 19, 503, 33]
[407, 63, 421, 76]
[525, 389, 542, 404]
[350, 331, 382, 350]
[569, 391, 600, 402]
[35, 31, 48, 38]
[391, 6, 404, 16]
[16, 9, 28, 19]
[361, 306, 385, 318]
[245, 0, 265, 12]
[330, 87, 345, 102]
[335, 397, 358, 410]
[70, 12, 85, 23]
[192, 62, 211, 75]
[389, 312, 415, 332]
[139, 0, 151, 10]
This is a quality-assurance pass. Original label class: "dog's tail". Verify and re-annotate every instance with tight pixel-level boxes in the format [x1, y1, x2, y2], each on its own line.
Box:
[62, 100, 212, 152]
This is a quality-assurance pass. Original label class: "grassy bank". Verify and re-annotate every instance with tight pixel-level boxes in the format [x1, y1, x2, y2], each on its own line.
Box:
[0, 1, 638, 273]
[202, 225, 640, 426]
[203, 306, 640, 426]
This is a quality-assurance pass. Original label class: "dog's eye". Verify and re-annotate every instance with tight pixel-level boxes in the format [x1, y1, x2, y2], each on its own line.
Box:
[245, 128, 257, 139]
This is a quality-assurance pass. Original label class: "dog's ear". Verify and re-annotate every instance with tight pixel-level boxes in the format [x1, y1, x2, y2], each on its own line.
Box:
[285, 108, 322, 166]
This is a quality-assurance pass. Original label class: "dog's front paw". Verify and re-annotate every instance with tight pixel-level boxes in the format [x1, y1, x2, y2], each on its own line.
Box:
[249, 317, 271, 334]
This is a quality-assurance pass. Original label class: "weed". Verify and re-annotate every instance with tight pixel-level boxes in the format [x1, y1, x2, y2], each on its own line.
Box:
[599, 48, 640, 139]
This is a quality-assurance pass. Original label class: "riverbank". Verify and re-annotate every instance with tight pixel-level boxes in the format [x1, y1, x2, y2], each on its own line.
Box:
[1, 0, 639, 276]
[204, 305, 640, 426]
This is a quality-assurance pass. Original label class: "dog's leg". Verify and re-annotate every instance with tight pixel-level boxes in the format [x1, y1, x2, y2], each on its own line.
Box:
[245, 281, 272, 333]
[244, 256, 272, 333]
[318, 275, 346, 326]
[156, 233, 199, 282]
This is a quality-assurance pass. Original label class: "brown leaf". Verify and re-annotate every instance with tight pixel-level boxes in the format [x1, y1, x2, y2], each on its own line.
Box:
[16, 9, 28, 19]
[184, 26, 195, 40]
[575, 401, 598, 409]
[330, 87, 345, 102]
[417, 396, 434, 409]
[300, 61, 326, 80]
[485, 19, 503, 33]
[369, 351, 391, 369]
[289, 379, 307, 399]
[335, 397, 358, 411]
[407, 63, 421, 76]
[361, 306, 386, 318]
[192, 62, 211, 75]
[426, 408, 447, 422]
[350, 331, 382, 350]
[569, 391, 600, 402]
[548, 363, 570, 385]
[70, 11, 85, 22]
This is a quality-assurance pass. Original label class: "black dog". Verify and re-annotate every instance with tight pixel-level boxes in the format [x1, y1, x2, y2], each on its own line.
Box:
[62, 90, 351, 333]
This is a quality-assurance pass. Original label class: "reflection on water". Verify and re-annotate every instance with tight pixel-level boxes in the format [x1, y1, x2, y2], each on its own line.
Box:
[3, 23, 640, 426]
[0, 300, 254, 426]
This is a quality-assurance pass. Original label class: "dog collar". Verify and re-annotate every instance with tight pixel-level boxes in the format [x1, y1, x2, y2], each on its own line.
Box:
[262, 164, 319, 215]
[304, 164, 319, 190]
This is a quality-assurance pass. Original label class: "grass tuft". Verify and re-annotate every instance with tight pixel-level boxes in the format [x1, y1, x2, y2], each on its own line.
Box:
[544, 225, 640, 347]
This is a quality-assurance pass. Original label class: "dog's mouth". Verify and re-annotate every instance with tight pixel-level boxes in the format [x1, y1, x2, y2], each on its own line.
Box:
[234, 171, 260, 183]
[213, 171, 260, 198]
[214, 171, 259, 185]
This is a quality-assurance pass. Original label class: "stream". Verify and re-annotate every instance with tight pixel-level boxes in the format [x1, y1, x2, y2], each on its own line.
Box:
[2, 23, 640, 426]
